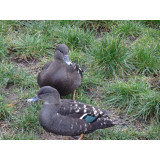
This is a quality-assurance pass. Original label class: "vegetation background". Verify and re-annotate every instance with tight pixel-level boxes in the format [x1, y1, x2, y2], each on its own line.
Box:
[0, 20, 160, 140]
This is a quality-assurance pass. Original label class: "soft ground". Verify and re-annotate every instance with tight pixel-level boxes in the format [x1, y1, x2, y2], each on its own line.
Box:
[0, 20, 160, 140]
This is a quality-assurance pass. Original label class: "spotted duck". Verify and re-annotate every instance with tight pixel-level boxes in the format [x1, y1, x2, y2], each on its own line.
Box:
[37, 86, 125, 139]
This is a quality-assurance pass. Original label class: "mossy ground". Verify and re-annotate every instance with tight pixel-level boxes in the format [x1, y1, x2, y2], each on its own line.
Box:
[0, 20, 160, 140]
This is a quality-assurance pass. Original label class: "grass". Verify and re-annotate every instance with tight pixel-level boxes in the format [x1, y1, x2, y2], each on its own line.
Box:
[0, 20, 160, 140]
[91, 35, 127, 78]
[56, 26, 94, 51]
[104, 77, 160, 122]
[111, 21, 143, 38]
[0, 102, 14, 120]
[128, 36, 160, 75]
[0, 61, 36, 88]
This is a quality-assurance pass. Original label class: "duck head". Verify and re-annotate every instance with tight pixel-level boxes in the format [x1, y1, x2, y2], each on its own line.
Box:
[37, 86, 61, 105]
[54, 44, 72, 65]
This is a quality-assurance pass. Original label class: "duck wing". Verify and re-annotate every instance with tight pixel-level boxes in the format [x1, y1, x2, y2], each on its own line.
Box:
[59, 100, 105, 121]
[42, 61, 52, 70]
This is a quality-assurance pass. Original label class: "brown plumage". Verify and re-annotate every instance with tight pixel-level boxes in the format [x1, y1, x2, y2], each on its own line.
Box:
[38, 86, 125, 137]
[37, 44, 83, 96]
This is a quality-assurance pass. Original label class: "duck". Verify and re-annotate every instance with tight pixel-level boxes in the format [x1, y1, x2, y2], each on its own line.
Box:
[36, 86, 125, 140]
[28, 44, 83, 103]
[38, 44, 83, 97]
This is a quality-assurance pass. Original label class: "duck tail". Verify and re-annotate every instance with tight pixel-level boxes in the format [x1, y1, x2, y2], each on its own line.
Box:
[102, 110, 127, 126]
[111, 119, 127, 126]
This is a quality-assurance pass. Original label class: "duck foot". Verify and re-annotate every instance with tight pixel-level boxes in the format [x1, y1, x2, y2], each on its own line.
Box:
[73, 90, 76, 100]
[78, 134, 84, 140]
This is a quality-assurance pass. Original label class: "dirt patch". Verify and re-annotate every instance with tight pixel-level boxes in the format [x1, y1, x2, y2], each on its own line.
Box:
[95, 26, 111, 39]
[80, 21, 111, 39]
[125, 36, 138, 46]
[149, 76, 160, 90]
[12, 57, 38, 66]
[38, 131, 69, 140]
[83, 86, 104, 101]
[2, 87, 18, 103]
[2, 86, 29, 114]
[10, 56, 50, 75]
[0, 121, 10, 139]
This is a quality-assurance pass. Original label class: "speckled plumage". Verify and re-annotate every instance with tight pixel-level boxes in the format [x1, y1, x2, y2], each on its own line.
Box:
[37, 44, 83, 96]
[38, 86, 123, 137]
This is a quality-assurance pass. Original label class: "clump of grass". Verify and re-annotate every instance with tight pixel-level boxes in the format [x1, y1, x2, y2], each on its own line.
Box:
[128, 36, 160, 75]
[0, 102, 14, 120]
[56, 26, 94, 51]
[0, 127, 38, 140]
[1, 132, 37, 140]
[5, 32, 53, 59]
[86, 127, 140, 140]
[91, 35, 127, 78]
[142, 28, 160, 40]
[78, 20, 117, 34]
[111, 21, 143, 38]
[0, 35, 7, 59]
[13, 103, 41, 132]
[0, 61, 36, 88]
[2, 21, 62, 59]
[0, 21, 19, 36]
[140, 20, 160, 29]
[87, 123, 160, 140]
[104, 77, 160, 122]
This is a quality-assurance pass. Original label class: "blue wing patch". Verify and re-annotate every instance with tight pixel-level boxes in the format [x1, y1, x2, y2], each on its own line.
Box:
[84, 115, 97, 123]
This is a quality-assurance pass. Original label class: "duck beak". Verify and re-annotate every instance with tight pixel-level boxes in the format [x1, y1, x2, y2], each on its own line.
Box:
[27, 95, 39, 103]
[63, 55, 72, 66]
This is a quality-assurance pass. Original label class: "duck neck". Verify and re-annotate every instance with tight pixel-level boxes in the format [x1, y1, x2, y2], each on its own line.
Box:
[44, 99, 61, 106]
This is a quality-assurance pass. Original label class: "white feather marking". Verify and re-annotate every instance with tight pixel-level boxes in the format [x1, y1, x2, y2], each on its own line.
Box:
[44, 102, 50, 105]
[80, 113, 87, 119]
[104, 118, 108, 121]
[94, 110, 97, 115]
[71, 124, 73, 129]
[84, 109, 87, 113]
[75, 104, 78, 107]
[75, 109, 80, 113]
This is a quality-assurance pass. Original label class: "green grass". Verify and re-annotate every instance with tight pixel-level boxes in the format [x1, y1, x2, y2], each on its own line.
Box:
[13, 103, 41, 132]
[104, 77, 160, 122]
[56, 26, 94, 51]
[111, 21, 143, 38]
[0, 20, 160, 140]
[91, 35, 127, 78]
[128, 36, 160, 75]
[0, 61, 36, 88]
[0, 102, 14, 120]
[86, 123, 160, 140]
